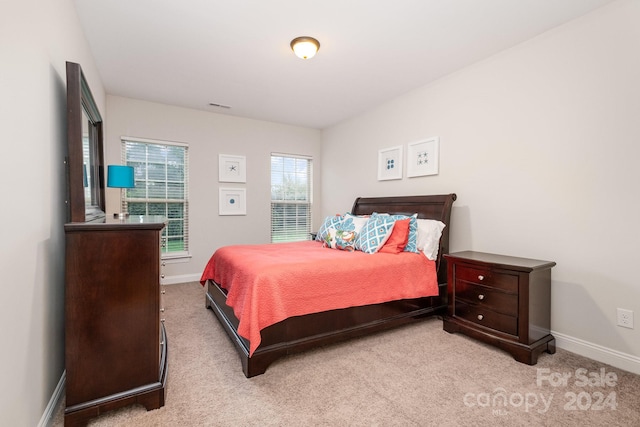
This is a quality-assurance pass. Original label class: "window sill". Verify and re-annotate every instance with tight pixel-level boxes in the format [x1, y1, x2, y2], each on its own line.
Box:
[161, 253, 192, 263]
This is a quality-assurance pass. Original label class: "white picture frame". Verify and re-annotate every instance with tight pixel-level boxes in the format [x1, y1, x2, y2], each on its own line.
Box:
[377, 145, 403, 181]
[218, 187, 246, 215]
[218, 154, 246, 183]
[407, 137, 439, 177]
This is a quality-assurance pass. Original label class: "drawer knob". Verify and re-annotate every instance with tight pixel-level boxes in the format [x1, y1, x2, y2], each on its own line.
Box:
[478, 275, 484, 281]
[161, 308, 165, 312]
[161, 318, 165, 323]
[161, 290, 166, 295]
[477, 314, 484, 321]
[161, 274, 165, 279]
[478, 294, 485, 300]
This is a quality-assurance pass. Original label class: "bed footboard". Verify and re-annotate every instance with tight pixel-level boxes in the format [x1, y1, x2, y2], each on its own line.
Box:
[205, 279, 447, 377]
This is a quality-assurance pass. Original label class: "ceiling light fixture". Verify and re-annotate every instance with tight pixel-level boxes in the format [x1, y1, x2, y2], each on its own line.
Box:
[290, 36, 320, 59]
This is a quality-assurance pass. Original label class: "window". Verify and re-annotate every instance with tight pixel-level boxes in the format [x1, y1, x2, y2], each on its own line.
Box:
[270, 154, 312, 242]
[121, 137, 189, 258]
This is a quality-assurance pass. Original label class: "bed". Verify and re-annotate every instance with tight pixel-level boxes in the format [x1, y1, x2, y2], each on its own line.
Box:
[202, 194, 456, 377]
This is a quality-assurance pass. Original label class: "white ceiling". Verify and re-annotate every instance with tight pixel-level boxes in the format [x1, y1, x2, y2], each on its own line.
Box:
[74, 0, 615, 130]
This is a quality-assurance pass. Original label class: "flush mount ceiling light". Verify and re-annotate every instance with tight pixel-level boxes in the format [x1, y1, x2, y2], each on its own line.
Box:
[290, 36, 320, 59]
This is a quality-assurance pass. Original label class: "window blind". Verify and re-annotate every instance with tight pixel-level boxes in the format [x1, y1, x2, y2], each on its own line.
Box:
[270, 153, 312, 242]
[121, 137, 189, 257]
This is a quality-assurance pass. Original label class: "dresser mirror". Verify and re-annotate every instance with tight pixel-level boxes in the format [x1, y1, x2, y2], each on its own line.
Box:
[66, 61, 105, 222]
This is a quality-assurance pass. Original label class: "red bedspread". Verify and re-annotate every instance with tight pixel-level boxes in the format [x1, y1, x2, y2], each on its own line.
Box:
[200, 241, 439, 356]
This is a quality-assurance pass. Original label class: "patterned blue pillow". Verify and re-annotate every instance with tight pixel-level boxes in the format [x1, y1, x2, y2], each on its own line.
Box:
[356, 216, 397, 254]
[316, 215, 343, 242]
[398, 214, 419, 253]
[372, 213, 419, 253]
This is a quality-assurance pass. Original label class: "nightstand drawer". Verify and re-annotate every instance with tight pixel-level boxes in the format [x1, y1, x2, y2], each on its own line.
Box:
[454, 301, 517, 336]
[455, 265, 518, 293]
[454, 280, 518, 317]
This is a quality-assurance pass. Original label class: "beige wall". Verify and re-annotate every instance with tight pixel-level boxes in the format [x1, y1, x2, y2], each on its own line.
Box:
[0, 0, 105, 425]
[322, 0, 640, 372]
[105, 96, 322, 282]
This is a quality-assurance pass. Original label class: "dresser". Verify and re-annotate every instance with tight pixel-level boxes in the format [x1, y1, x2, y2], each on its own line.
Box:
[64, 216, 168, 426]
[443, 251, 556, 365]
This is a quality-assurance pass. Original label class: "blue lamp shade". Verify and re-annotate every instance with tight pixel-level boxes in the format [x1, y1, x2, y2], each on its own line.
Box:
[107, 165, 135, 188]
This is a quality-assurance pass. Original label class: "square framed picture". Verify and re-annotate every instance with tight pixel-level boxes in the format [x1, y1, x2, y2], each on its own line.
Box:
[377, 145, 403, 181]
[219, 187, 246, 215]
[219, 154, 246, 183]
[407, 137, 439, 177]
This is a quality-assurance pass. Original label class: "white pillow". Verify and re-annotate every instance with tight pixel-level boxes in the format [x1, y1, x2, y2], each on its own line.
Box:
[324, 227, 358, 252]
[416, 219, 446, 260]
[340, 213, 369, 235]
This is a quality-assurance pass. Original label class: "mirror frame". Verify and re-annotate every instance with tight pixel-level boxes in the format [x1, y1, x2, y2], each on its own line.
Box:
[66, 61, 105, 222]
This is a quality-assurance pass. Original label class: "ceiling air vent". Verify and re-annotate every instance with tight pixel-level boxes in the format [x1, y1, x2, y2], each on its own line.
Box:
[208, 102, 231, 109]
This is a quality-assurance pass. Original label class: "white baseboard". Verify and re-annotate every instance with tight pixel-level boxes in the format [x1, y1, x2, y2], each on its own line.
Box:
[553, 330, 640, 375]
[161, 273, 201, 285]
[39, 371, 65, 427]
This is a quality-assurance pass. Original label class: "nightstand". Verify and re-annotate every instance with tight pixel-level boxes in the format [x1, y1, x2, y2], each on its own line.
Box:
[443, 251, 556, 365]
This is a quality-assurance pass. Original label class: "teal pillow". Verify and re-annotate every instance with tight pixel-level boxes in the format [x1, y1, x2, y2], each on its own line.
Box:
[356, 216, 397, 254]
[372, 212, 419, 253]
[316, 215, 343, 242]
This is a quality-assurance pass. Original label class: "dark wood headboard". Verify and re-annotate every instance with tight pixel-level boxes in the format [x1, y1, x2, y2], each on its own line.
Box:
[350, 194, 457, 284]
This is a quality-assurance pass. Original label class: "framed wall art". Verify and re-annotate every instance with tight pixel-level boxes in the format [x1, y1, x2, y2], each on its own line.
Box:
[219, 187, 246, 215]
[219, 154, 246, 183]
[407, 137, 439, 178]
[377, 145, 403, 181]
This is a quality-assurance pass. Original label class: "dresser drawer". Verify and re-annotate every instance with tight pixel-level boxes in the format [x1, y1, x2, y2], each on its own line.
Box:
[454, 280, 518, 317]
[454, 301, 518, 336]
[455, 265, 518, 293]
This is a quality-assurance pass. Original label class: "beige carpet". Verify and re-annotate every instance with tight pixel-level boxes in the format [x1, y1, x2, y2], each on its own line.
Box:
[52, 282, 640, 426]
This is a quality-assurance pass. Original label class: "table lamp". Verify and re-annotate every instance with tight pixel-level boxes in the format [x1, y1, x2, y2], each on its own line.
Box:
[107, 165, 135, 219]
